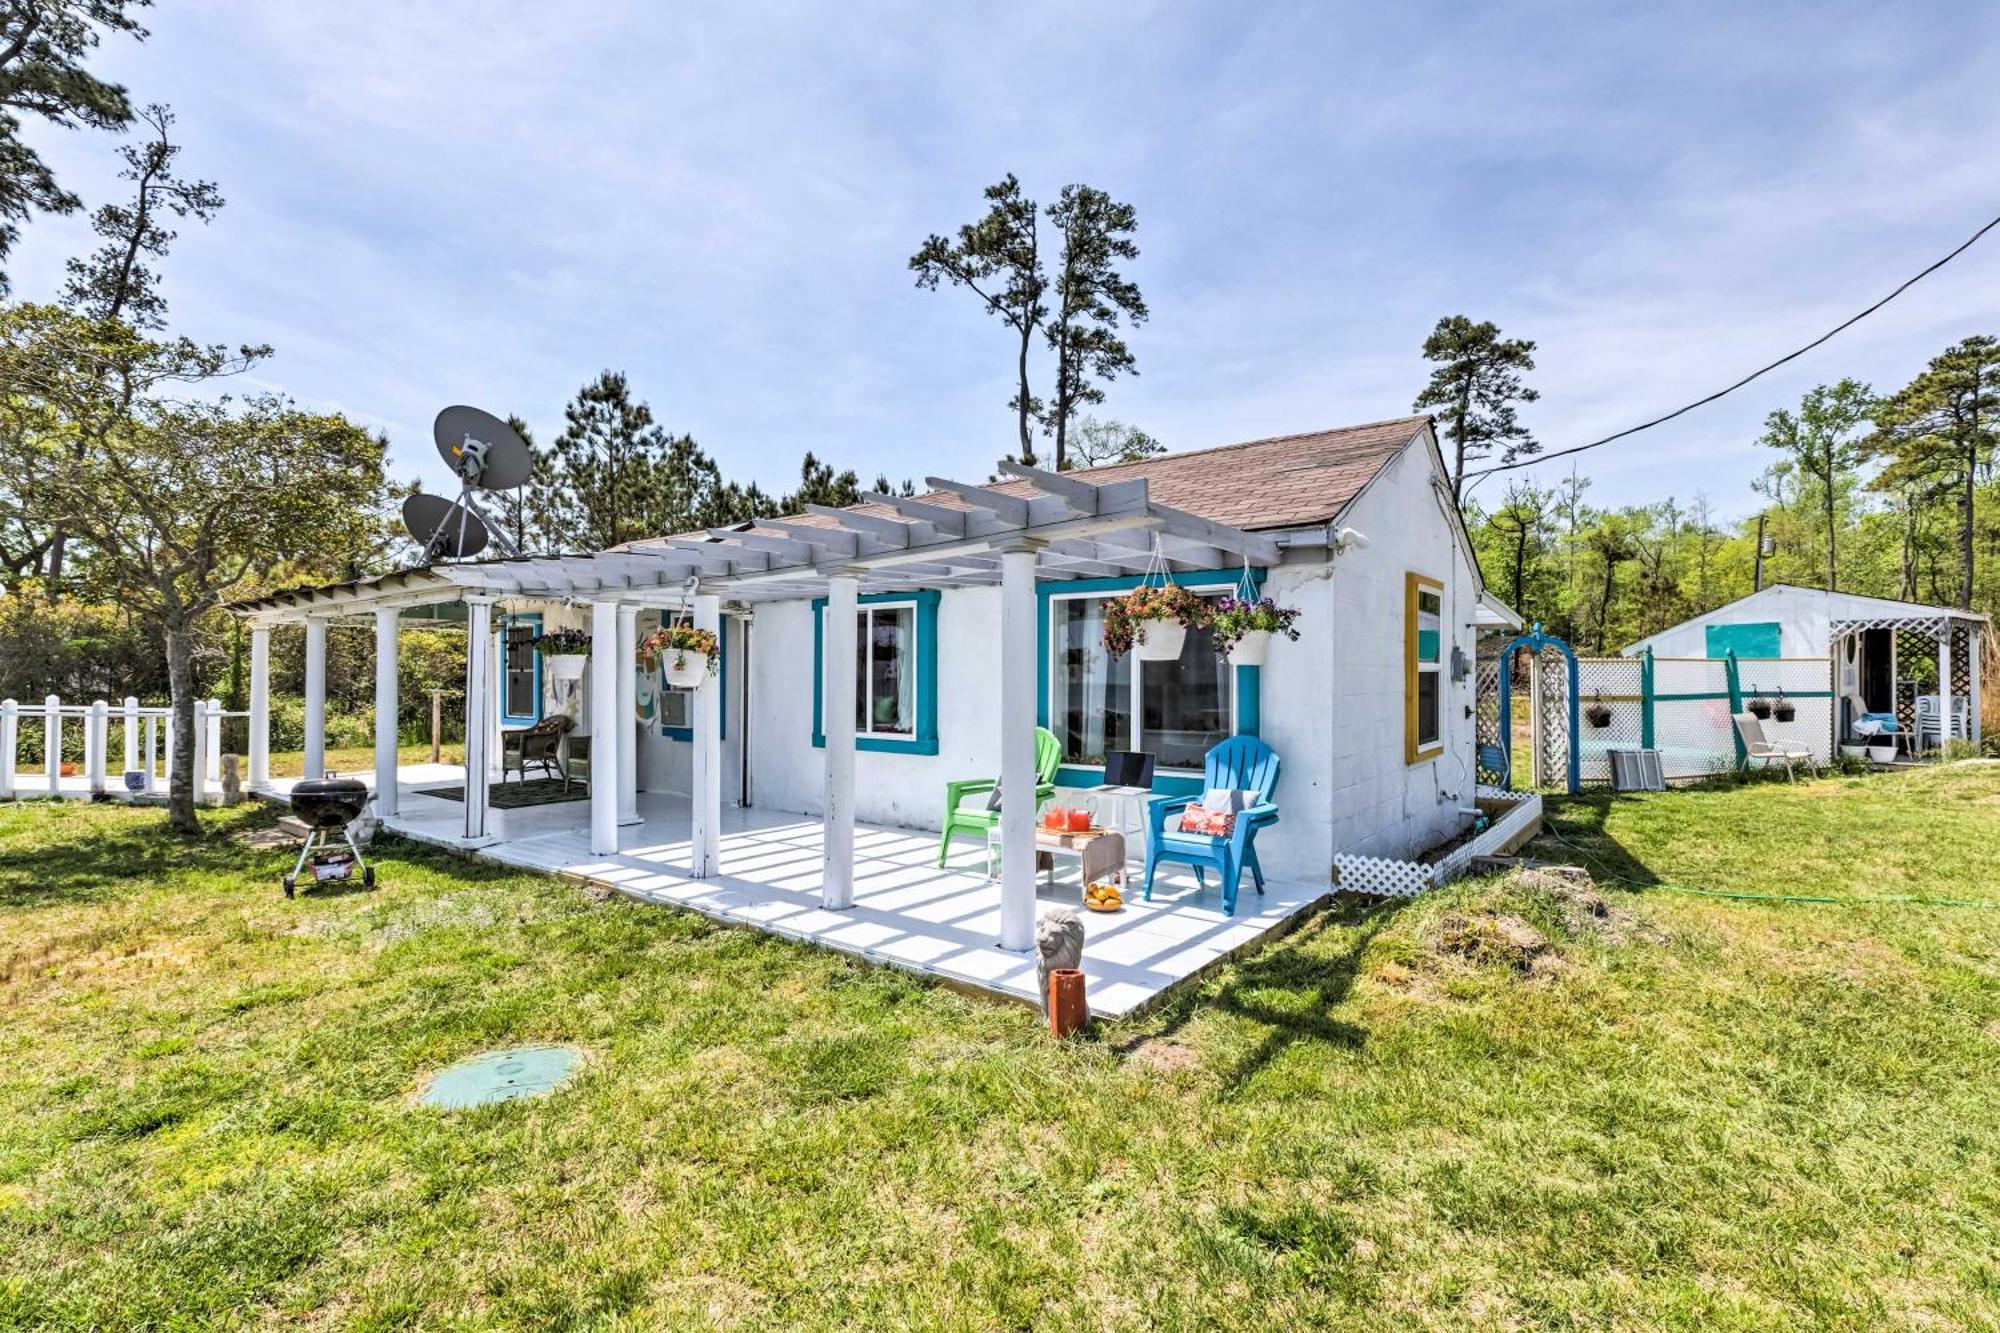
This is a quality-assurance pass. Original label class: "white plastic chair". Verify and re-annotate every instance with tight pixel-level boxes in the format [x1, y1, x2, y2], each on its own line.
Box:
[1732, 712, 1814, 780]
[1915, 695, 1969, 754]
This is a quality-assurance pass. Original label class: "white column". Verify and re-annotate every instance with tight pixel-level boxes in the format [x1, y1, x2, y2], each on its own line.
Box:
[88, 700, 108, 795]
[589, 599, 621, 855]
[0, 699, 15, 798]
[1937, 630, 1955, 747]
[303, 617, 329, 780]
[247, 627, 270, 788]
[44, 694, 59, 796]
[144, 713, 157, 790]
[821, 575, 858, 908]
[1971, 631, 1983, 746]
[190, 699, 208, 804]
[462, 597, 493, 841]
[204, 698, 222, 787]
[998, 546, 1039, 951]
[374, 606, 401, 818]
[616, 604, 640, 825]
[122, 696, 138, 775]
[690, 595, 723, 877]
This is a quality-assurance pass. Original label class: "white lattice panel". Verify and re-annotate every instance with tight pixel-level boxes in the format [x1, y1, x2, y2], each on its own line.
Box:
[1334, 853, 1435, 898]
[1576, 658, 1643, 784]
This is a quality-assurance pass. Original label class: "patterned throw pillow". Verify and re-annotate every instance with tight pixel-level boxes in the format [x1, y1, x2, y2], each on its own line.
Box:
[1177, 805, 1236, 838]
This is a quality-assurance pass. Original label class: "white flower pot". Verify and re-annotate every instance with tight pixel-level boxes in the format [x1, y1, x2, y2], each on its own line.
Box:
[1867, 742, 1896, 764]
[544, 653, 587, 682]
[663, 654, 710, 689]
[1132, 618, 1187, 662]
[1226, 629, 1274, 667]
[1839, 744, 1866, 761]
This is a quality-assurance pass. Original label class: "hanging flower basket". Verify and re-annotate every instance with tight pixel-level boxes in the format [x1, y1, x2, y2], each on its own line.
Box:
[1209, 595, 1302, 667]
[642, 623, 720, 689]
[535, 629, 591, 681]
[1102, 584, 1209, 662]
[1772, 691, 1796, 722]
[1585, 695, 1613, 728]
[1746, 694, 1773, 720]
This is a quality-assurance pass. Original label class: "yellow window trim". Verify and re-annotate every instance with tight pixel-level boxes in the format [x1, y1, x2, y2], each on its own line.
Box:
[1405, 572, 1444, 765]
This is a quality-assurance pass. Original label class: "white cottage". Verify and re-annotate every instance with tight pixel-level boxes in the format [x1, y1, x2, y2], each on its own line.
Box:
[1622, 584, 1987, 750]
[233, 413, 1492, 1012]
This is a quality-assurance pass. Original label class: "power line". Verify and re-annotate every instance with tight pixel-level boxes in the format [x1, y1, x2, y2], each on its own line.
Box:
[1463, 209, 2000, 485]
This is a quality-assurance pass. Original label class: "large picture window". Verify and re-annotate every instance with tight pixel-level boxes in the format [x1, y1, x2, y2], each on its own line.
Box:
[1406, 573, 1443, 763]
[1051, 587, 1233, 772]
[811, 590, 940, 754]
[856, 604, 915, 736]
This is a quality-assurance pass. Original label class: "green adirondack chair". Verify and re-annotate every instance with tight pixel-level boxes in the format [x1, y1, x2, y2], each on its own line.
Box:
[937, 727, 1063, 867]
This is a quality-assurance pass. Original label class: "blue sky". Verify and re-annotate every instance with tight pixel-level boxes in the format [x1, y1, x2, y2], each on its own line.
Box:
[9, 2, 1998, 522]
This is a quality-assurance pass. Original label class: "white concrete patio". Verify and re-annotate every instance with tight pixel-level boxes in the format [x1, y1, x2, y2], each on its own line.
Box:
[267, 767, 1328, 1019]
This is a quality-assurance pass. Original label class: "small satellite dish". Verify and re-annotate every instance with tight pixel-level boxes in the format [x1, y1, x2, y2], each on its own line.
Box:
[403, 492, 490, 561]
[433, 406, 533, 491]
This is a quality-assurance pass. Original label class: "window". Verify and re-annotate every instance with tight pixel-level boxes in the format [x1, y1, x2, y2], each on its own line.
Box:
[811, 590, 939, 754]
[1406, 573, 1443, 763]
[1051, 587, 1234, 772]
[501, 616, 540, 723]
[856, 604, 915, 736]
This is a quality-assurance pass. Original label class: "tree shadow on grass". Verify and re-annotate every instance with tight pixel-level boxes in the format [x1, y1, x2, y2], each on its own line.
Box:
[1524, 792, 1663, 890]
[0, 799, 523, 911]
[1113, 896, 1404, 1096]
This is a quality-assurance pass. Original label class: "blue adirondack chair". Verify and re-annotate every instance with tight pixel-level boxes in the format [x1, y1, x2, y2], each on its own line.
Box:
[1142, 736, 1281, 914]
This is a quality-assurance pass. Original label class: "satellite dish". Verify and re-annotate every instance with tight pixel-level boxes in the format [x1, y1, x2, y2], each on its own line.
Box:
[403, 492, 490, 561]
[434, 405, 533, 491]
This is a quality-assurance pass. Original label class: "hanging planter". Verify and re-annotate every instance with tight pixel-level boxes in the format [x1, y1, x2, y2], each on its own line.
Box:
[1209, 594, 1302, 668]
[642, 622, 720, 689]
[1772, 690, 1796, 723]
[1101, 583, 1210, 663]
[1746, 694, 1774, 720]
[1585, 693, 1613, 728]
[535, 628, 591, 681]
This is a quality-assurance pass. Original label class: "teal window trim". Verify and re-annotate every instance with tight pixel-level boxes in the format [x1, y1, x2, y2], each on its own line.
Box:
[499, 612, 543, 726]
[811, 589, 940, 755]
[1038, 567, 1265, 791]
[660, 615, 730, 742]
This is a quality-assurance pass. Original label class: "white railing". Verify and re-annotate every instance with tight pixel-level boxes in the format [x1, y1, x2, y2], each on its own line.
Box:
[0, 695, 248, 802]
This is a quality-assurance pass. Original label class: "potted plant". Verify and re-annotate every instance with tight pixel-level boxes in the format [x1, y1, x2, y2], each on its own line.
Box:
[1772, 690, 1796, 722]
[1746, 693, 1773, 720]
[1585, 693, 1613, 728]
[642, 622, 720, 689]
[534, 628, 591, 681]
[1208, 594, 1302, 667]
[1101, 584, 1210, 662]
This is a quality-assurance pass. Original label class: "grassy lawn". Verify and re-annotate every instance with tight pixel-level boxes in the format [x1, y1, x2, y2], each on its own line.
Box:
[266, 744, 465, 778]
[1, 767, 1996, 1328]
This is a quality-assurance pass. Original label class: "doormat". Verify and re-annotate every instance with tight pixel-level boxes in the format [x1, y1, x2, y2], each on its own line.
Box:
[417, 779, 588, 808]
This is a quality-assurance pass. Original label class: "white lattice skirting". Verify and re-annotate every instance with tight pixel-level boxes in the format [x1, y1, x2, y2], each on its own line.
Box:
[1334, 791, 1545, 898]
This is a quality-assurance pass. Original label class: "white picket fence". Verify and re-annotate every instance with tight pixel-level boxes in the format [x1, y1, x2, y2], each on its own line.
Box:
[0, 695, 245, 802]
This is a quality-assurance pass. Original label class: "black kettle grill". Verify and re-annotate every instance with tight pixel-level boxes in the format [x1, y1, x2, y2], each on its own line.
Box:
[283, 776, 376, 897]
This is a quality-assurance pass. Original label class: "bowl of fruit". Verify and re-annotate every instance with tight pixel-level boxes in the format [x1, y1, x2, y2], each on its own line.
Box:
[1083, 880, 1124, 913]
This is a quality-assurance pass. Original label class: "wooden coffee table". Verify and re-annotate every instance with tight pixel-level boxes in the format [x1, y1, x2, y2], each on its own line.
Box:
[986, 825, 1127, 890]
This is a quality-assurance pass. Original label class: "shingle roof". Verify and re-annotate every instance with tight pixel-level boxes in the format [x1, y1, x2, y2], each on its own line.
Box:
[1043, 414, 1430, 531]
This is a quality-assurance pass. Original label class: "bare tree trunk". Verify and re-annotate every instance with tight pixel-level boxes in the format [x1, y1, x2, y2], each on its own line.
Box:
[1961, 459, 1976, 610]
[1823, 466, 1838, 592]
[1015, 320, 1036, 468]
[163, 615, 200, 835]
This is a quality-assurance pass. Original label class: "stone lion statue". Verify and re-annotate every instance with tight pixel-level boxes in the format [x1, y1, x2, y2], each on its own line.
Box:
[1035, 907, 1085, 1015]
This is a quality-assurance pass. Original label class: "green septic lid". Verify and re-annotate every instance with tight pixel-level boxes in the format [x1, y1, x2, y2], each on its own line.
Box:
[418, 1045, 584, 1109]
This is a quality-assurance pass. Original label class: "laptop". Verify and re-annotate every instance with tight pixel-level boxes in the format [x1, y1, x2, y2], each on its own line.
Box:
[1096, 750, 1155, 793]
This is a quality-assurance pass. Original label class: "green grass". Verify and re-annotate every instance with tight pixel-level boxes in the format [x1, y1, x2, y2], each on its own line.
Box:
[1, 767, 1997, 1328]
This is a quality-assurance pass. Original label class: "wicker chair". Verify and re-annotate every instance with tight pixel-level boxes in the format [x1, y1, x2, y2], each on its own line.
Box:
[503, 714, 575, 783]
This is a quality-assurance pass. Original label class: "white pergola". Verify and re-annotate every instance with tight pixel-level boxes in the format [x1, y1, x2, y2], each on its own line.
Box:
[234, 462, 1288, 952]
